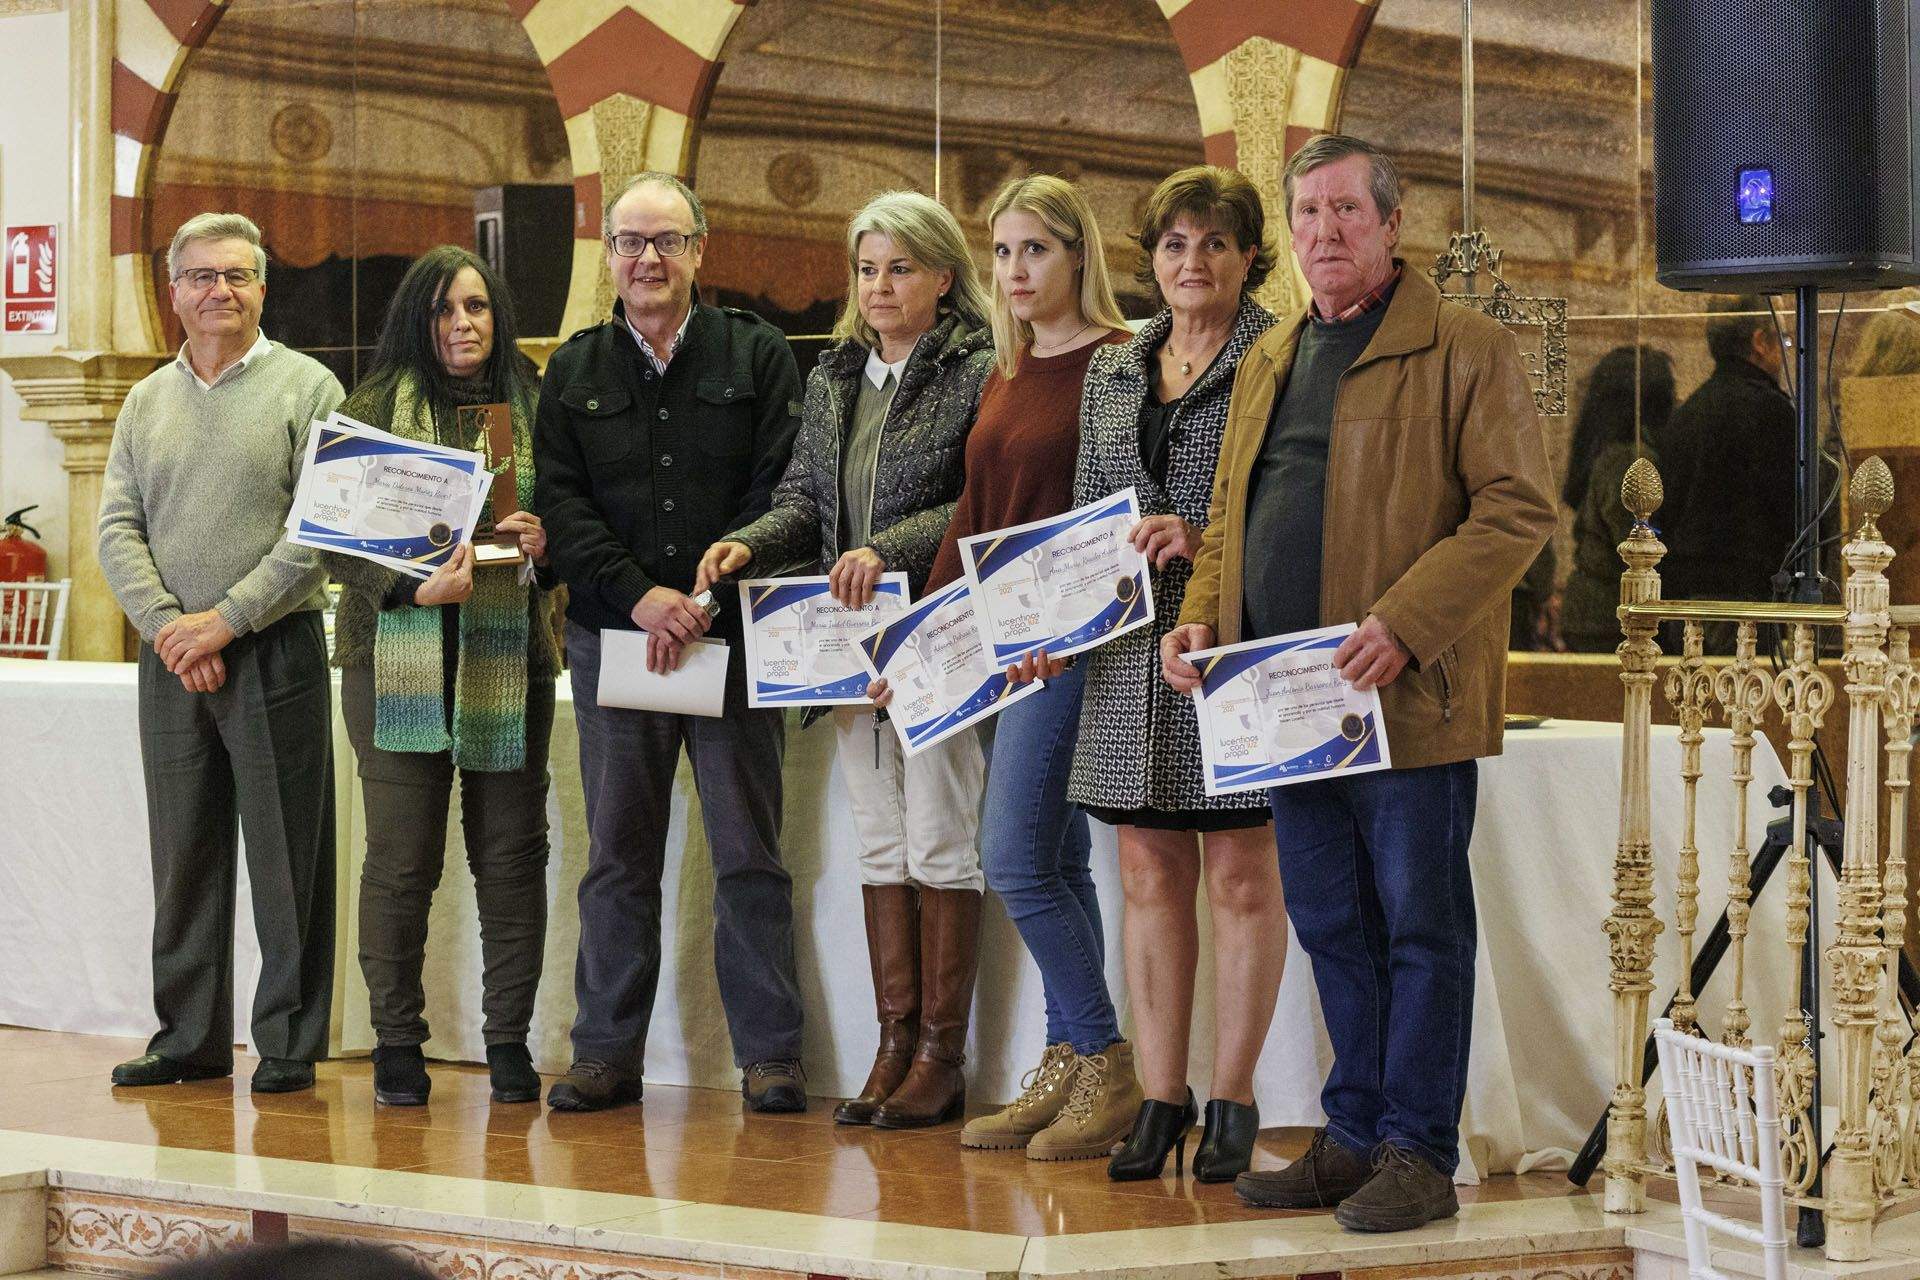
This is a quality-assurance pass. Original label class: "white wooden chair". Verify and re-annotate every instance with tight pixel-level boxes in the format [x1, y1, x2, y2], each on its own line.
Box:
[1653, 1017, 1789, 1280]
[0, 578, 69, 659]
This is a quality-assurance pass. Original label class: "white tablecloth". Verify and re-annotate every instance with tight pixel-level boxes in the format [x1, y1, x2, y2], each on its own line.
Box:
[1, 657, 1813, 1176]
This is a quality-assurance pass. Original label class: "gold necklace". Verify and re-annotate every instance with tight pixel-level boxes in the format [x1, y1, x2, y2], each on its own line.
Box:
[1166, 324, 1229, 378]
[1031, 321, 1096, 358]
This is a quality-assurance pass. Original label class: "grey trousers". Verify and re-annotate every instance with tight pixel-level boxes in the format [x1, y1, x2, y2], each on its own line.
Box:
[135, 611, 335, 1068]
[565, 622, 804, 1071]
[340, 665, 555, 1048]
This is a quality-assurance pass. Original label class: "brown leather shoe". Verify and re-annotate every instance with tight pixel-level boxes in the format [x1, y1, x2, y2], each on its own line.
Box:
[1333, 1144, 1458, 1232]
[834, 884, 920, 1125]
[872, 886, 980, 1129]
[546, 1058, 641, 1112]
[1235, 1127, 1373, 1209]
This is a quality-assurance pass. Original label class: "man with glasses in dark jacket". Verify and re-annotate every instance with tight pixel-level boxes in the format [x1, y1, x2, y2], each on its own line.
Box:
[533, 172, 807, 1113]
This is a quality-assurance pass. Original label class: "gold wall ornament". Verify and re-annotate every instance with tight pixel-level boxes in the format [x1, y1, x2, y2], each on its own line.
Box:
[1223, 36, 1306, 318]
[587, 93, 659, 323]
[1429, 230, 1569, 416]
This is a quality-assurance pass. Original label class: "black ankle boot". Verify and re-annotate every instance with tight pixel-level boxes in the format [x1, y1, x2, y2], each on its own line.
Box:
[1193, 1098, 1259, 1182]
[1107, 1088, 1197, 1181]
[487, 1043, 541, 1104]
[372, 1045, 429, 1106]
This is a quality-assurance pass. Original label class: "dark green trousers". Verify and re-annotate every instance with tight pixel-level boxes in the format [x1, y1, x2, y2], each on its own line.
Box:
[341, 664, 554, 1048]
[135, 611, 335, 1068]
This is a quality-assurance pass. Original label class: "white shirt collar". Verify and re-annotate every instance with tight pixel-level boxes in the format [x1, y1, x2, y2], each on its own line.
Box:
[626, 306, 694, 375]
[175, 329, 273, 392]
[864, 346, 908, 391]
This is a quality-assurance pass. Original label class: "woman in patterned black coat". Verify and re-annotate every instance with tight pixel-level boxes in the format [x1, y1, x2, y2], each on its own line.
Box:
[1068, 167, 1288, 1185]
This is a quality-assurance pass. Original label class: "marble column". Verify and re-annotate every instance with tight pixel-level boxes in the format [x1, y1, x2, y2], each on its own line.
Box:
[0, 352, 166, 660]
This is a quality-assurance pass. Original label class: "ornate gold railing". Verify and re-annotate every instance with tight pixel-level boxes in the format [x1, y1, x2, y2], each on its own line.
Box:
[1604, 455, 1920, 1263]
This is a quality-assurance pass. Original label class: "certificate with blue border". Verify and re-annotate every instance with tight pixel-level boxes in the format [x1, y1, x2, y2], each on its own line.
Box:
[1189, 622, 1392, 795]
[957, 488, 1153, 665]
[854, 579, 1044, 755]
[286, 414, 490, 578]
[738, 573, 909, 707]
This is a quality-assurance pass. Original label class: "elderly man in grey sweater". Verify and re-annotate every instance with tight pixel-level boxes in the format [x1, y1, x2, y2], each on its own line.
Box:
[97, 212, 344, 1094]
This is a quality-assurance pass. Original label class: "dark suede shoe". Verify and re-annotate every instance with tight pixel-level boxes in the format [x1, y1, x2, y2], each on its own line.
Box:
[372, 1045, 430, 1107]
[742, 1059, 807, 1114]
[1235, 1127, 1373, 1209]
[1333, 1144, 1459, 1233]
[487, 1043, 541, 1104]
[251, 1058, 315, 1094]
[546, 1059, 641, 1112]
[111, 1053, 229, 1088]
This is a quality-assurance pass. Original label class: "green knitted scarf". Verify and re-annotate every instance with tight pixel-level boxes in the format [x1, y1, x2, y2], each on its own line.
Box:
[372, 371, 539, 772]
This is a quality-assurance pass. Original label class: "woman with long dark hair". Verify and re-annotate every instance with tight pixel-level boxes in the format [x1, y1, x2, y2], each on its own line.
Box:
[324, 244, 556, 1107]
[1559, 345, 1676, 651]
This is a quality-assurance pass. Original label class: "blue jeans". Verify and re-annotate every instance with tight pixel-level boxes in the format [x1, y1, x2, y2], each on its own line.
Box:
[1267, 761, 1479, 1173]
[979, 661, 1120, 1056]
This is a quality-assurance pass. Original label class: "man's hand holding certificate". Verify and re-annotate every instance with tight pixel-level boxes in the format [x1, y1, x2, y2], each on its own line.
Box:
[286, 412, 492, 578]
[855, 579, 1043, 755]
[1187, 622, 1392, 795]
[958, 488, 1154, 666]
[740, 573, 910, 707]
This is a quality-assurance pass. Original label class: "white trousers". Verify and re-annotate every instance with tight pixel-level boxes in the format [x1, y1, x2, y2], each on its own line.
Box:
[832, 708, 984, 891]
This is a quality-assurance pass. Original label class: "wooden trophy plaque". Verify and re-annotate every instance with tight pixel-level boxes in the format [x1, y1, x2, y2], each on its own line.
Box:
[458, 402, 524, 568]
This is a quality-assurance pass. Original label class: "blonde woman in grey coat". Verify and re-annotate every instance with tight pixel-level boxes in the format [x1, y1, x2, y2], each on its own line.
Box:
[697, 191, 993, 1131]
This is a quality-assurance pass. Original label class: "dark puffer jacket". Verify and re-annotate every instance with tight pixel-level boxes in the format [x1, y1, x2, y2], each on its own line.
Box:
[732, 311, 992, 596]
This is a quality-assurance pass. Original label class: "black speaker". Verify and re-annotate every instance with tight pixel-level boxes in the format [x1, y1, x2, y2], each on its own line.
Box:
[474, 185, 574, 337]
[1652, 0, 1920, 292]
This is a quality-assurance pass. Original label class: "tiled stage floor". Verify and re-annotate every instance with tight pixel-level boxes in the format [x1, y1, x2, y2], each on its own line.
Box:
[0, 1028, 1579, 1238]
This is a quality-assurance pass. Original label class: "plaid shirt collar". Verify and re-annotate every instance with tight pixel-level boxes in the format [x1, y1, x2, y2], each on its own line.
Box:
[1310, 263, 1401, 325]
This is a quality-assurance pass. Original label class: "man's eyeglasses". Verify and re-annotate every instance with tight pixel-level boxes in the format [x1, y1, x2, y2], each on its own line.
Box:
[606, 232, 697, 259]
[173, 267, 261, 290]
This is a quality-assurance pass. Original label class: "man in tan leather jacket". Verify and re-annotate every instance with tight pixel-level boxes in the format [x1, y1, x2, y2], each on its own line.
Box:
[1163, 135, 1555, 1232]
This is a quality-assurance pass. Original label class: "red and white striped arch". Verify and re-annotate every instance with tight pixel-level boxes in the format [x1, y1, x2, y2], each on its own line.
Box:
[110, 0, 1379, 345]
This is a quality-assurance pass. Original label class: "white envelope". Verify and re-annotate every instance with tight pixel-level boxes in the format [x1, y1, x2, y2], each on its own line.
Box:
[595, 629, 729, 717]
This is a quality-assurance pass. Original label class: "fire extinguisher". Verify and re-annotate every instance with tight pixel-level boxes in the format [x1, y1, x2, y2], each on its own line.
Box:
[0, 506, 51, 657]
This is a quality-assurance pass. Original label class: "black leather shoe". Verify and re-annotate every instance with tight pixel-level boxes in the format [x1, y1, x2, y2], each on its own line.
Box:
[1193, 1098, 1260, 1183]
[251, 1058, 315, 1093]
[1106, 1088, 1196, 1181]
[111, 1053, 229, 1087]
[372, 1045, 430, 1106]
[743, 1059, 808, 1113]
[1235, 1127, 1373, 1208]
[546, 1059, 641, 1112]
[487, 1043, 541, 1104]
[1334, 1144, 1458, 1233]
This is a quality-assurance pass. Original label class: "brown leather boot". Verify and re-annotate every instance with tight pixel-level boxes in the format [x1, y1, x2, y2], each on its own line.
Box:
[872, 886, 981, 1129]
[833, 883, 920, 1125]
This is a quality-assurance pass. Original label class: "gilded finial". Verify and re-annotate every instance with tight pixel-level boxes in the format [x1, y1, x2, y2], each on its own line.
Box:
[1622, 456, 1664, 528]
[1851, 455, 1895, 539]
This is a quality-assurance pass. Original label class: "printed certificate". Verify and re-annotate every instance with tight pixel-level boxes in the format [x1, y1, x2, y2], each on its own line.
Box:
[958, 488, 1153, 665]
[738, 573, 910, 707]
[1189, 622, 1392, 795]
[287, 413, 492, 578]
[854, 578, 1044, 755]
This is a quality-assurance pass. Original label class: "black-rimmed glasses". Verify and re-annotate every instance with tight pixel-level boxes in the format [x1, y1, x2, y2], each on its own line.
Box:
[606, 231, 697, 258]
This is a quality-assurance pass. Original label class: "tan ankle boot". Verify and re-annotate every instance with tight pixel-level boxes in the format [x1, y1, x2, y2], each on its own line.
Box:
[833, 884, 920, 1125]
[960, 1041, 1076, 1150]
[872, 887, 980, 1128]
[1026, 1040, 1145, 1161]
